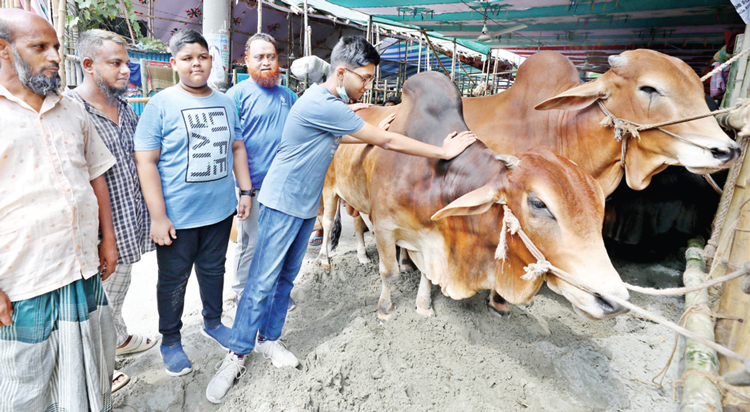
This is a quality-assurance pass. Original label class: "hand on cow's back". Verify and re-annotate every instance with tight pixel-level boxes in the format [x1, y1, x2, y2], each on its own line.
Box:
[441, 131, 477, 160]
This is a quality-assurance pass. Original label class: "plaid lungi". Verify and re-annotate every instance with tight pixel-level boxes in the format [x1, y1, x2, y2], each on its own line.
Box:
[0, 275, 116, 412]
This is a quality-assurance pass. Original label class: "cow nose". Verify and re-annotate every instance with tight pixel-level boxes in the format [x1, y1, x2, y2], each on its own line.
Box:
[711, 146, 740, 163]
[595, 295, 629, 316]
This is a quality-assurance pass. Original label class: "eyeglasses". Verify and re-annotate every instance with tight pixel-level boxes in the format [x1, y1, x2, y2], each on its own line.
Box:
[344, 68, 374, 86]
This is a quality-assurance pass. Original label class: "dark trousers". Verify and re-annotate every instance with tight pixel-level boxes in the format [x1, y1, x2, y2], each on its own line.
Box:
[156, 214, 233, 346]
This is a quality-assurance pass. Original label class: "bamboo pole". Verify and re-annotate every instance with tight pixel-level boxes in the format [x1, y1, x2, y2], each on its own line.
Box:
[366, 15, 372, 44]
[127, 97, 150, 103]
[681, 238, 723, 412]
[119, 0, 137, 43]
[450, 39, 456, 81]
[303, 0, 309, 57]
[257, 0, 263, 33]
[417, 36, 422, 74]
[425, 33, 430, 71]
[52, 0, 66, 88]
[711, 131, 750, 408]
[148, 0, 154, 38]
[484, 51, 491, 96]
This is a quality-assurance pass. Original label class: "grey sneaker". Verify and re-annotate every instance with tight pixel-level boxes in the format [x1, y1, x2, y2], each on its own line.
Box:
[206, 352, 246, 404]
[254, 339, 299, 368]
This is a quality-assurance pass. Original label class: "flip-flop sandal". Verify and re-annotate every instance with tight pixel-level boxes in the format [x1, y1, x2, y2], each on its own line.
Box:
[112, 370, 130, 393]
[116, 334, 159, 356]
[309, 236, 323, 246]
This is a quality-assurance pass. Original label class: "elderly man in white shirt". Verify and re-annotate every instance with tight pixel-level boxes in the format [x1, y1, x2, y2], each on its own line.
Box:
[0, 10, 118, 412]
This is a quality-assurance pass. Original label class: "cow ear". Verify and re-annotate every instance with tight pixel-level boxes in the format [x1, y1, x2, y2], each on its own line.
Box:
[431, 184, 506, 220]
[534, 81, 609, 111]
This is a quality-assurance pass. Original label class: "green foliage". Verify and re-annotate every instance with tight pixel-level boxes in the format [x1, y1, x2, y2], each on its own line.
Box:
[67, 0, 143, 44]
[138, 36, 167, 52]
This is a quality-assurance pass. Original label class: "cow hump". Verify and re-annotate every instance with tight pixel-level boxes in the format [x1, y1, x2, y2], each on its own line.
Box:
[400, 71, 468, 145]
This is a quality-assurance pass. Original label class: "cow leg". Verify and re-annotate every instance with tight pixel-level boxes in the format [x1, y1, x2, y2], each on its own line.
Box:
[353, 215, 370, 265]
[399, 248, 417, 272]
[487, 290, 510, 317]
[316, 190, 339, 272]
[375, 232, 399, 321]
[416, 273, 434, 317]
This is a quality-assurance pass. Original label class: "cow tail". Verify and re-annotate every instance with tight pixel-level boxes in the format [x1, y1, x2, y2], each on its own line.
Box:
[330, 201, 342, 251]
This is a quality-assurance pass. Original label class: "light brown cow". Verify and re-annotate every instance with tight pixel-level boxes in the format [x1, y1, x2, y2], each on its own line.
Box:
[322, 71, 630, 320]
[463, 49, 740, 195]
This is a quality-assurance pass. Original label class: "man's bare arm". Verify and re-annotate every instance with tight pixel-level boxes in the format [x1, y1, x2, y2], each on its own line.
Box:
[91, 175, 117, 280]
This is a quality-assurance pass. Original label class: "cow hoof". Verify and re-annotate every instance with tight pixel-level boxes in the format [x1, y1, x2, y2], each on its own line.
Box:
[517, 300, 534, 311]
[377, 311, 392, 321]
[487, 299, 511, 317]
[319, 260, 331, 272]
[357, 253, 371, 265]
[488, 304, 510, 317]
[416, 307, 434, 317]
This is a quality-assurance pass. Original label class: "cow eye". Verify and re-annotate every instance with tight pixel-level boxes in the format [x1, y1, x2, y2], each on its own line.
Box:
[639, 85, 658, 95]
[528, 196, 555, 220]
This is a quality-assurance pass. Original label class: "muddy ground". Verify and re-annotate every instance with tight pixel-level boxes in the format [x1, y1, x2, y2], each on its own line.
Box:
[113, 215, 688, 412]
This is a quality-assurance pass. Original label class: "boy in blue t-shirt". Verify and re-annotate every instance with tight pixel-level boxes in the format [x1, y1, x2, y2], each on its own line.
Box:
[134, 29, 253, 377]
[205, 36, 476, 403]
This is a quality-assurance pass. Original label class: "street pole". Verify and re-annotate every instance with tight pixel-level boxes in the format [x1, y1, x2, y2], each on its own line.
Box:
[417, 35, 422, 74]
[366, 15, 373, 44]
[303, 0, 310, 57]
[450, 39, 456, 81]
[203, 0, 231, 91]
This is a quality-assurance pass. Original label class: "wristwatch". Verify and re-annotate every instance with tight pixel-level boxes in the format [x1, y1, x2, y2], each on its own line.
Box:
[239, 189, 258, 197]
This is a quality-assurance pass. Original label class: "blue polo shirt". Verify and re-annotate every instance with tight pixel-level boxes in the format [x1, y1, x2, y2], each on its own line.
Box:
[258, 84, 365, 219]
[225, 80, 297, 189]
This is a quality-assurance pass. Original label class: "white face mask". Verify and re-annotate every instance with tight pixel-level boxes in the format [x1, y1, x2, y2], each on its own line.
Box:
[336, 71, 351, 102]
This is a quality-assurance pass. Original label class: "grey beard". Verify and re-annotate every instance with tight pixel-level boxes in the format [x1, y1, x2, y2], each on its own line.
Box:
[12, 47, 61, 96]
[95, 70, 126, 101]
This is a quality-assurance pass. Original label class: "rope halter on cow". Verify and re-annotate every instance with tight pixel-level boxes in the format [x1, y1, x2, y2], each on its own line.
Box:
[595, 100, 744, 170]
[494, 204, 551, 282]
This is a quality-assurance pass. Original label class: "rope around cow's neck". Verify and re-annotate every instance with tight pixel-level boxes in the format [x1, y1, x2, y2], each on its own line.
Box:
[493, 204, 750, 363]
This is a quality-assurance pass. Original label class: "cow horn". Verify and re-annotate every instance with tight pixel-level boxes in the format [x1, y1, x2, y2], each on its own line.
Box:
[495, 154, 519, 171]
[608, 54, 628, 68]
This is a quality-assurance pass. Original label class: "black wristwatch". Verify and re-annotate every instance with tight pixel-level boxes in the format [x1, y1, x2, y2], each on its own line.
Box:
[239, 188, 258, 197]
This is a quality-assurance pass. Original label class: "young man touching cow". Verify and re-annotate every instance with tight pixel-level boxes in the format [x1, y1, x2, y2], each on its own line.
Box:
[206, 35, 477, 404]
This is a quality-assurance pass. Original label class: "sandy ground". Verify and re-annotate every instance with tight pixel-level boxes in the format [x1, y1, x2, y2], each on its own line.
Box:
[112, 215, 689, 412]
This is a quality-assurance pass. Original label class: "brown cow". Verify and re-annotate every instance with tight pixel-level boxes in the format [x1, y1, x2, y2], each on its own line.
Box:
[322, 71, 630, 320]
[462, 49, 740, 195]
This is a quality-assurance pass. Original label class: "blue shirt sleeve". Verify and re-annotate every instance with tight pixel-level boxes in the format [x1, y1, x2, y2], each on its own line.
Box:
[231, 108, 242, 141]
[225, 85, 243, 118]
[307, 97, 364, 137]
[133, 97, 163, 151]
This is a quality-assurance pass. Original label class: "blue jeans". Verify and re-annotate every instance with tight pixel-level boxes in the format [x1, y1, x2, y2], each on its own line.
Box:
[228, 204, 315, 355]
[156, 214, 233, 346]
